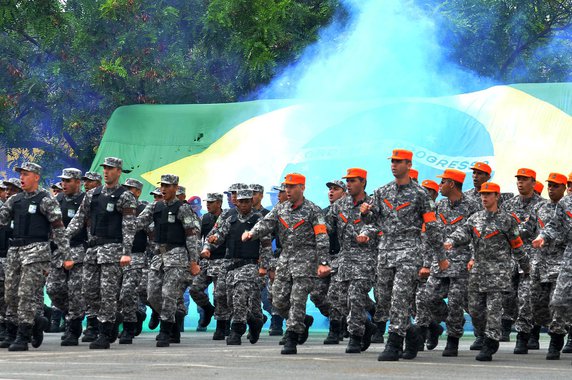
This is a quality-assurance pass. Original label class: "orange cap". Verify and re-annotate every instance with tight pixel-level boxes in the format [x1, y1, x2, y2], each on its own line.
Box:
[421, 179, 439, 193]
[388, 149, 413, 161]
[470, 162, 492, 175]
[534, 182, 544, 194]
[436, 168, 466, 184]
[515, 168, 536, 180]
[343, 168, 367, 179]
[546, 172, 567, 185]
[479, 182, 500, 193]
[409, 169, 418, 180]
[283, 173, 305, 185]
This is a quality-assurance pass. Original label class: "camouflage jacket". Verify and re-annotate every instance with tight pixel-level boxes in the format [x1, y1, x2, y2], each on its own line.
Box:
[136, 199, 201, 264]
[250, 197, 329, 278]
[66, 184, 136, 263]
[0, 187, 70, 263]
[521, 201, 565, 282]
[362, 180, 443, 268]
[326, 194, 377, 281]
[446, 209, 530, 292]
[538, 195, 572, 265]
[431, 195, 481, 278]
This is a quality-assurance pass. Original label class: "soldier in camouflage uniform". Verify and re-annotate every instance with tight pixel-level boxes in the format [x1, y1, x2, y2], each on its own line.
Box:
[118, 178, 149, 344]
[81, 172, 102, 192]
[359, 149, 445, 362]
[322, 179, 346, 344]
[445, 182, 530, 362]
[243, 173, 330, 355]
[135, 174, 201, 347]
[66, 157, 137, 350]
[203, 189, 271, 345]
[189, 192, 223, 336]
[417, 169, 480, 357]
[46, 168, 87, 346]
[501, 168, 545, 353]
[0, 162, 71, 351]
[532, 173, 572, 361]
[325, 169, 378, 354]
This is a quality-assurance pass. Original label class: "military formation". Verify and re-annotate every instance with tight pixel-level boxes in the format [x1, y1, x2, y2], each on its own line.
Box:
[1, 150, 572, 367]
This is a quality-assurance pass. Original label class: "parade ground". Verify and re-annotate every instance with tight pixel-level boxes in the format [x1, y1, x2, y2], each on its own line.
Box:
[0, 332, 569, 379]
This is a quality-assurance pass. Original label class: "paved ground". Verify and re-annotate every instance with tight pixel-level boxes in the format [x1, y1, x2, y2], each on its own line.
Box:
[0, 332, 570, 379]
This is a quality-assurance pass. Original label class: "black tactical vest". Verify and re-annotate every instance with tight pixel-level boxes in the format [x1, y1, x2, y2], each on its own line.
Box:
[0, 225, 11, 257]
[201, 212, 226, 260]
[132, 202, 148, 253]
[89, 186, 126, 241]
[12, 191, 50, 242]
[60, 192, 87, 247]
[153, 201, 186, 246]
[226, 213, 261, 260]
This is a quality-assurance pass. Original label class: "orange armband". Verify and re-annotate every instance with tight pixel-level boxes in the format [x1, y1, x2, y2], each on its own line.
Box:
[510, 236, 523, 249]
[313, 224, 327, 235]
[422, 212, 437, 223]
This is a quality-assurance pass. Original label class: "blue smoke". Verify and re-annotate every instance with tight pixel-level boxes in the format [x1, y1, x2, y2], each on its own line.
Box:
[258, 0, 491, 101]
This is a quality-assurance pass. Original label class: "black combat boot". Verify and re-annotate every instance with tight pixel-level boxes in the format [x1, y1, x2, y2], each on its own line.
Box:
[442, 336, 460, 357]
[563, 330, 572, 353]
[89, 321, 112, 349]
[135, 309, 146, 336]
[156, 320, 173, 348]
[416, 326, 428, 352]
[200, 303, 215, 329]
[0, 322, 17, 348]
[8, 323, 32, 351]
[247, 318, 264, 344]
[361, 319, 377, 352]
[31, 315, 49, 348]
[371, 321, 386, 344]
[226, 322, 246, 345]
[297, 314, 314, 345]
[500, 319, 512, 342]
[269, 315, 284, 336]
[323, 320, 341, 345]
[476, 337, 499, 361]
[48, 307, 64, 333]
[281, 331, 299, 355]
[82, 316, 98, 342]
[342, 319, 349, 339]
[426, 321, 444, 350]
[378, 332, 404, 361]
[119, 322, 136, 344]
[212, 320, 228, 340]
[546, 333, 565, 360]
[345, 334, 363, 354]
[470, 335, 484, 351]
[527, 325, 541, 350]
[0, 322, 6, 340]
[402, 326, 422, 360]
[148, 309, 160, 330]
[61, 317, 83, 346]
[513, 331, 530, 354]
[279, 330, 289, 345]
[109, 313, 122, 344]
[170, 311, 185, 344]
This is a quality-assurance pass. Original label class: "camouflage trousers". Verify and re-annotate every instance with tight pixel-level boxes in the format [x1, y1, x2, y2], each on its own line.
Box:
[212, 268, 234, 321]
[46, 263, 85, 320]
[226, 265, 263, 323]
[82, 261, 122, 323]
[0, 257, 5, 323]
[4, 246, 49, 325]
[376, 265, 418, 337]
[551, 260, 572, 320]
[120, 266, 143, 323]
[373, 276, 391, 323]
[530, 279, 568, 334]
[417, 276, 467, 338]
[468, 277, 505, 341]
[328, 278, 373, 337]
[502, 269, 533, 333]
[310, 276, 331, 318]
[272, 274, 314, 334]
[138, 268, 148, 303]
[147, 265, 186, 323]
